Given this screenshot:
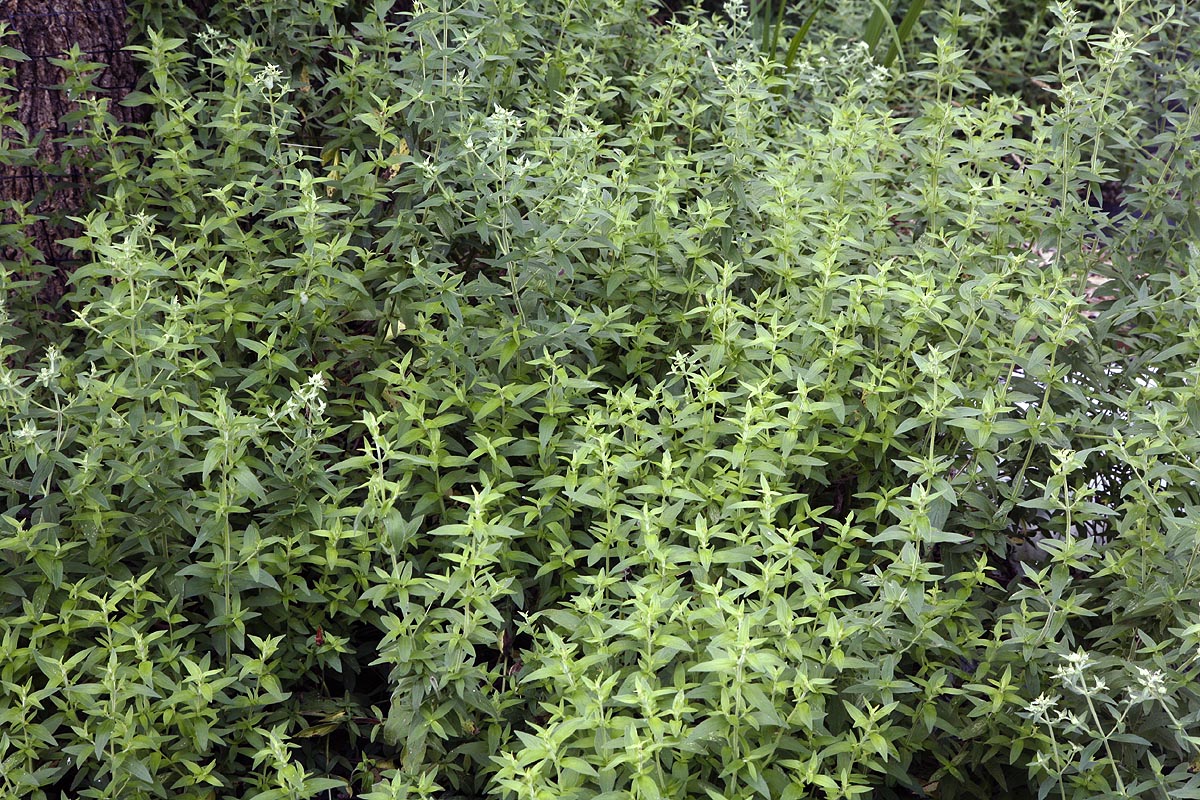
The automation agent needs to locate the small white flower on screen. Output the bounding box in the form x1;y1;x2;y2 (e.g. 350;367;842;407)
281;372;327;422
723;0;748;23
131;211;154;232
13;419;39;442
196;24;229;52
486;104;522;136
252;64;284;92
36;346;61;388
1053;649;1096;693
1133;666;1167;700
1026;693;1058;723
837;41;862;67
1063;649;1093;672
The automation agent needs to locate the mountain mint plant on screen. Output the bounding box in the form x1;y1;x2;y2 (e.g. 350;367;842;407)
1;0;1199;798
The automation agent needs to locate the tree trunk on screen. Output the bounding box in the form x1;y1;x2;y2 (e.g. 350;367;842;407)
0;0;140;320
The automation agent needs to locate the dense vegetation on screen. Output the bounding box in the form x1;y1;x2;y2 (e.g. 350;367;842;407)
2;0;1200;798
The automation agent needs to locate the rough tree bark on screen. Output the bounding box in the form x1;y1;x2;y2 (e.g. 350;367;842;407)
0;0;140;318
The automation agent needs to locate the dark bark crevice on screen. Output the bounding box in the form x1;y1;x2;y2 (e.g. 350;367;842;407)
0;0;141;321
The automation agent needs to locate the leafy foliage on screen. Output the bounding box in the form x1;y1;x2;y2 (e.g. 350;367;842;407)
2;1;1200;799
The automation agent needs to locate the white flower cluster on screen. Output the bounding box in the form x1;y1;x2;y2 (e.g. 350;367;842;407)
0;364;19;406
36;345;62;388
668;349;701;380
722;0;749;26
281;372;327;422
195;24;229;54
1129;665;1168;703
251;63;285;93
465;104;530;168
1048;648;1174;708
13;419;39;443
793;40;892;96
562;122;598;155
1025;692;1059;723
1053;649;1100;694
483;104;523;145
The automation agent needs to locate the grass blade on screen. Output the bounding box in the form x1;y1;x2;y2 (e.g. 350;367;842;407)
884;0;925;68
782;0;824;72
863;0;892;53
770;0;788;54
